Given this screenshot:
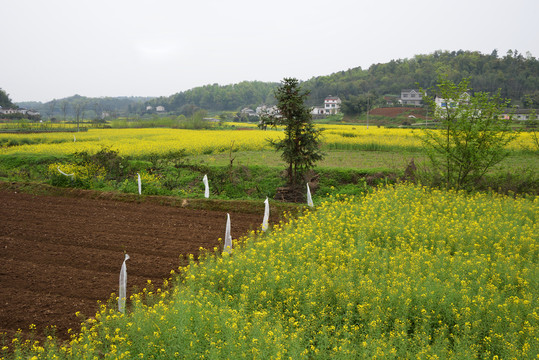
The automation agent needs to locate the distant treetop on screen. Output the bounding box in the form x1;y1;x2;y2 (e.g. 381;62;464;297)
0;88;16;109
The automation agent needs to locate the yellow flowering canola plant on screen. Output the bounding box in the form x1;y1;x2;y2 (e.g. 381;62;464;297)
0;128;281;157
321;124;536;152
0;126;535;158
5;184;537;359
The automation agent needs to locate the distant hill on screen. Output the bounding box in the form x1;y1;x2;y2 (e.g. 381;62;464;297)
144;81;280;115
146;49;539;114
303;49;539;110
15;49;539;118
16;95;154;120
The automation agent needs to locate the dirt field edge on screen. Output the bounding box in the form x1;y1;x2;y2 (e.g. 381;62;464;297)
0;181;302;216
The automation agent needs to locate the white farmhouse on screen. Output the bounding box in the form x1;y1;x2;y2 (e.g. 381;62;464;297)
400;89;423;106
311;106;326;115
256;104;279;116
0;107;40;116
434;92;470;109
501;108;539;121
240;107;257;117
324;96;341;114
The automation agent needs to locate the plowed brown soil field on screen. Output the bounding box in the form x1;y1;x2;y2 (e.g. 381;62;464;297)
0;188;267;340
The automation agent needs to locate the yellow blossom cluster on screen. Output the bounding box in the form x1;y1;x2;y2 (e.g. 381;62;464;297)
5;184;536;359
48;162;106;181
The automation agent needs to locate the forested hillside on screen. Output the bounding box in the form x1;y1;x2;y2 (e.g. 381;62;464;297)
146;49;539;114
13;49;539;118
145;81;279;114
305;49;539;112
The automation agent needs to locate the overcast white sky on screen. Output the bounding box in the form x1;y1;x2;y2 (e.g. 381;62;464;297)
2;0;538;103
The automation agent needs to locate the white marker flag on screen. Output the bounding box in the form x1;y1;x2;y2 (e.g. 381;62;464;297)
73;135;76;142
203;174;209;198
118;253;130;313
57;167;74;177
262;197;269;231
137;173;142;195
224;213;232;253
307;183;314;207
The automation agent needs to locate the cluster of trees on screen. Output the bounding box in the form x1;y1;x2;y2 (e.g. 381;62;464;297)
144;81;279;113
263;75;518;195
339;93;382;117
0;88;16;109
271;75;523;195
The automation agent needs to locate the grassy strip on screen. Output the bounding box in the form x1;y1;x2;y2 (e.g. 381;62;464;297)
0;149;402;202
193;149;538;174
1;148;538;200
4;184;537;359
192;149;414;171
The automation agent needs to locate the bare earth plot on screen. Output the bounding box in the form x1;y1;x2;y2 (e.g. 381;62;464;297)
0;189;265;340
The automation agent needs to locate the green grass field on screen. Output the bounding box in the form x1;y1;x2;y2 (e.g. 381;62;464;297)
193;149;538;174
193;150;414;171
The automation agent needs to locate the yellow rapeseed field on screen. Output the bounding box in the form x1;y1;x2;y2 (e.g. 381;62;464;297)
321;124;537;151
0;126;535;157
0;128;280;157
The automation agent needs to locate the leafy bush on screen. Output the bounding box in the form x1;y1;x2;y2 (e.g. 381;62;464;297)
420;78;517;190
47;162;105;189
73;146;128;181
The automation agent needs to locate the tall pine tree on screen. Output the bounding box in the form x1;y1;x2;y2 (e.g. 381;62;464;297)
261;78;324;187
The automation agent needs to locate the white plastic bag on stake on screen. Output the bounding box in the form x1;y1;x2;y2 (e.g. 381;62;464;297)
73;134;76;142
203;174;209;198
307;183;314;207
118;253;130;313
57;167;74;177
137;173;142;195
262;197;269;231
224;213;232;253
